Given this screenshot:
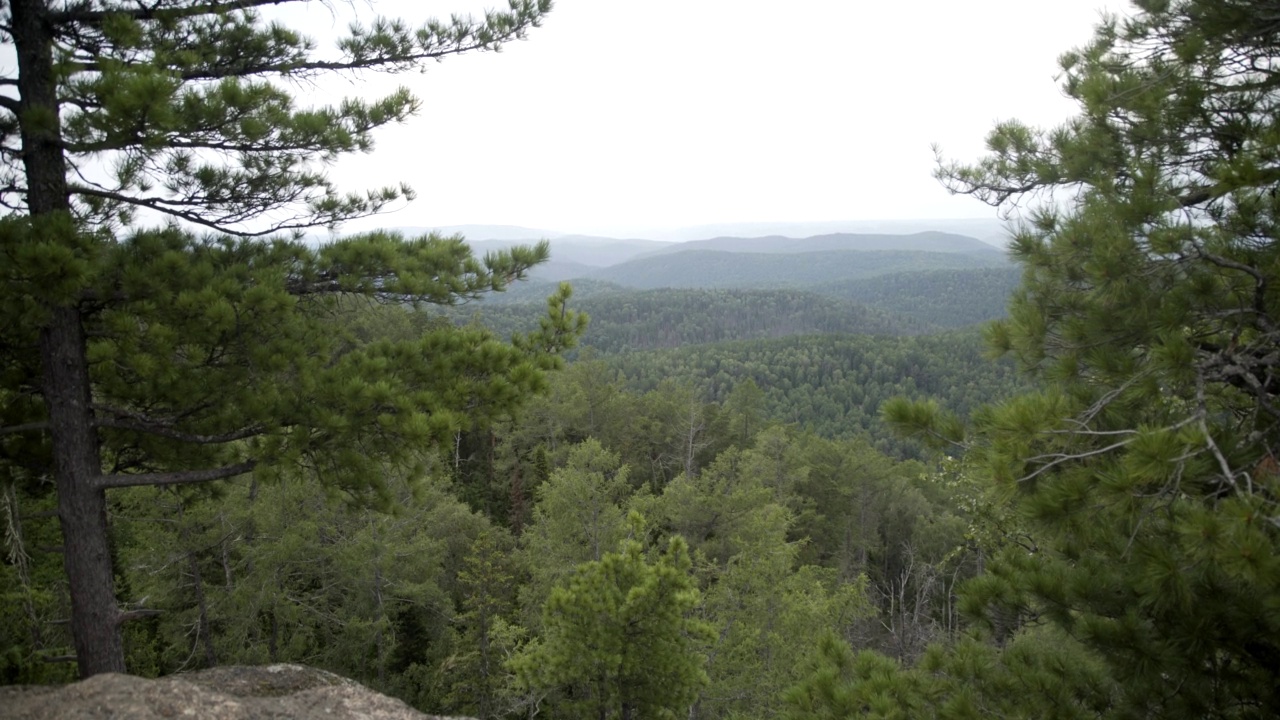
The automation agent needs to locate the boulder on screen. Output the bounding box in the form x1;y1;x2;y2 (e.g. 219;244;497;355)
0;664;473;720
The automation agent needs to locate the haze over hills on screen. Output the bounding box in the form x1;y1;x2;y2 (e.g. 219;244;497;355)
440;227;1019;351
632;231;1002;258
583;248;1006;289
474;236;672;268
404;218;1015;247
455;230;1011;283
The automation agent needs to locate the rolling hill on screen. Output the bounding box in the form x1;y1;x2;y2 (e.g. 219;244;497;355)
584;249;1009;290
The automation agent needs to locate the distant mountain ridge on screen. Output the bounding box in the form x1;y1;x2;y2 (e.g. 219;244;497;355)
367;218;1013;246
585;248;1008;289
355;227;1004;274
473;236;673;268
635;231;1002;258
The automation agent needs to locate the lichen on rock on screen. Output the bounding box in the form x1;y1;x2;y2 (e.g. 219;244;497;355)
0;664;475;720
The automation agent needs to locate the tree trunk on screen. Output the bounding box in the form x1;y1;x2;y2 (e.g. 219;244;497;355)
42;308;125;676
509;461;525;536
179;503;218;668
13;0;125;678
269;602;280;662
189;549;218;668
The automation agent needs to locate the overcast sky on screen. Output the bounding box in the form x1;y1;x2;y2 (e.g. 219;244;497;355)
277;0;1128;238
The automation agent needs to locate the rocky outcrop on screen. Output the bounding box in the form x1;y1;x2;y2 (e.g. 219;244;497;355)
0;664;473;720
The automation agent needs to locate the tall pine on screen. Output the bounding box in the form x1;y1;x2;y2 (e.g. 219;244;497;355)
0;0;573;678
873;1;1280;717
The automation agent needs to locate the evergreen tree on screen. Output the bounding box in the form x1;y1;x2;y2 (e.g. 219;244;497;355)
519;439;634;621
784;629;1115;720
0;0;567;677
511;515;711;720
873;1;1280;717
445;528;521;718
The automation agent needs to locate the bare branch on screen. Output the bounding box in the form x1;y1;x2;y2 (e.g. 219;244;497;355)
0;421;50;436
1019;438;1138;484
1196;372;1245;495
117;608;163;624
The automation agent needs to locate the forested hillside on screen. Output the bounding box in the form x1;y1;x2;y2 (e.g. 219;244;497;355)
446;288;931;352
605;331;1020;453
634;231;1002;257
456;265;1021;345
587;248;1007;289
814;266;1024;327
5;2;1278;720
4;351;996;719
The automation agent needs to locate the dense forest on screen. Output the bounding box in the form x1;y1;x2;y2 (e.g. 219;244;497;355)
450;267;1024;340
449;288;932;349
3;1;1280;720
2;319;1002;718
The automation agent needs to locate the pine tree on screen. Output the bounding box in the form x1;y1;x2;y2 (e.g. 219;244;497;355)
877;1;1280;716
519;439;634;620
0;0;569;678
447;528;521;718
511;515;711;720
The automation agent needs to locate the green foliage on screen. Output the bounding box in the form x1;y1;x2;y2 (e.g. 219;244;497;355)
446;287;929;353
4;225;576;499
606;331;1022;457
518;439;636;620
784;628;1116;720
3;0;566;678
113;471;487;690
0;223;580;676
512;519;712;720
809;2;1280;718
19;0;553;234
0;482;75;684
640;435;878;719
438;529;525;718
811;266;1023;329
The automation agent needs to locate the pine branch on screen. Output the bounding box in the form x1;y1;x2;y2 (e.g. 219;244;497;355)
95;418;264;445
55;3;548;82
49;0;300;26
94;460;257;490
172;47;494;81
67;134;350;156
68;183;378;236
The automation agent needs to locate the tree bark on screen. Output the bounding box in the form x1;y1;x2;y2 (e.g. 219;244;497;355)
41;307;126;676
14;0;125;677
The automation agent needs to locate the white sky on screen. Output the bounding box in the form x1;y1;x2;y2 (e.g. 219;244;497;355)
275;0;1128;237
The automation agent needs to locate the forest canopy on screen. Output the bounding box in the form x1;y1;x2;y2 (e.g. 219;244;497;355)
3;1;1279;719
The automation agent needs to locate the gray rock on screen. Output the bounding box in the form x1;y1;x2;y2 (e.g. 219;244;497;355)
0;664;475;720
